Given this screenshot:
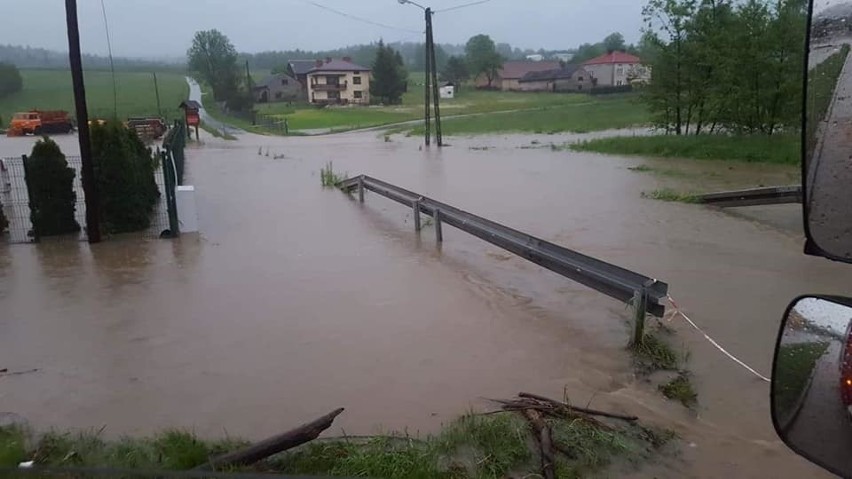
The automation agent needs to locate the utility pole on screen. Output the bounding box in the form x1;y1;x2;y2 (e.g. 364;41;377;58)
65;0;101;243
399;0;445;147
426;9;442;146
152;72;162;118
423;8;432;147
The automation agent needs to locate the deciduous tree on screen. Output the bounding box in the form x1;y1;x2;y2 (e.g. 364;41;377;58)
0;62;22;99
187;30;240;103
465;34;502;87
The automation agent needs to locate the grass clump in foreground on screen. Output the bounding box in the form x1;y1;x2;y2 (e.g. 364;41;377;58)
1;410;674;478
641;188;701;203
659;373;698;408
199;121;237;141
632;329;680;372
774;341;830;417
571;133;800;165
320;162;347;188
632;325;698;408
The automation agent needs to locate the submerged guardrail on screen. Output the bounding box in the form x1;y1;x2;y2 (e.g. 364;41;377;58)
338;175;669;344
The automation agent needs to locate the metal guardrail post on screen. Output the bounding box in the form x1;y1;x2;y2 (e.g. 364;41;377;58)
413;199;421;231
358;176;365;203
631;288;648;346
434;208;443;242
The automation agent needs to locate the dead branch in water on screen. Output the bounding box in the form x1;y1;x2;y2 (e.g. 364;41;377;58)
0;368;40;378
196;408;344;471
522;408;556;479
518;392;638;422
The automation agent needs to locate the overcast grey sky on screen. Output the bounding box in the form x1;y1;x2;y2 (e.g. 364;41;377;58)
1;0;644;57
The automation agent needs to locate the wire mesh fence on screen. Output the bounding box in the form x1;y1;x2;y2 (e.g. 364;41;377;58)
0;155;170;244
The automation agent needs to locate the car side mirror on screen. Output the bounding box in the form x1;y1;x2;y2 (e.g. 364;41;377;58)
772;295;852;477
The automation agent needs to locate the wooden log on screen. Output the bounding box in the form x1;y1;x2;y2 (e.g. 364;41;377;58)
518;392;637;422
196;408;344;470
522;409;556;479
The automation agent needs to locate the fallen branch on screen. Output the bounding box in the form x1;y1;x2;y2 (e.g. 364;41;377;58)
522;409;556;479
518;392;638;422
0;368;39;378
196;408;344;470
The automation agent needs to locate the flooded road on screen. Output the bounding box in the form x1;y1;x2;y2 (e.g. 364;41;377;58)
1;129;848;477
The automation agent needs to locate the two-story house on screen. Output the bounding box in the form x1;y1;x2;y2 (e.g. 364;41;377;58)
306;57;371;105
582;52;648;87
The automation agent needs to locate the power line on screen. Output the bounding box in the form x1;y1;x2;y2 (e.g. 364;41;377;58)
434;0;494;13
301;1;422;34
100;0;117;117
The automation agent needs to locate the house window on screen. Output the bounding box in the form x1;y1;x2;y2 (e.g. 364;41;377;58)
616;67;624;75
281;79;289;86
353;76;362;85
578;76;584;82
578;84;583;90
616;80;623;86
275;92;282;99
354;91;363;99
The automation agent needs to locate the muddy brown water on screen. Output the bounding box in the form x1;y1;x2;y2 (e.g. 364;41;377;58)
0;130;847;477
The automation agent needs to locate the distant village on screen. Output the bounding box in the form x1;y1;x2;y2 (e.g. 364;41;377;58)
252;50;650;107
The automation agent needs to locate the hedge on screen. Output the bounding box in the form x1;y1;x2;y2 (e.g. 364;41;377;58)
26;137;80;237
90;121;160;234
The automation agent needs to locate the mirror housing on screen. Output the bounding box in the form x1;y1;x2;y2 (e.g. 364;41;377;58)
772;295;852;477
805;4;852;262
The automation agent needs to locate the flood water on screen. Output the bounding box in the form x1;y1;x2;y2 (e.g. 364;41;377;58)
1;130;848;477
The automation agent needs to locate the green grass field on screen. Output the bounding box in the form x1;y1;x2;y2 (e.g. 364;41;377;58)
404;94;649;136
0;69;189;127
571;133;801;164
252;84;608;132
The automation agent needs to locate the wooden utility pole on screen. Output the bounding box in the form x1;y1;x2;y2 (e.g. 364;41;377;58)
426;9;442;147
423;7;432;147
65;0;101;243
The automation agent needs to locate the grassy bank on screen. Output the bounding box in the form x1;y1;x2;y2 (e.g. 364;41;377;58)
199;121;237;140
402;94;648;136
571;133;800;165
0;69;189;127
0;408;673;477
807;45;850;155
208;79;643;135
774;341;829;416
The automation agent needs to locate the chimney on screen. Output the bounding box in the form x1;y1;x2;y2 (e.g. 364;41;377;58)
325;57;332;64
315;59;324;68
342;56;352;63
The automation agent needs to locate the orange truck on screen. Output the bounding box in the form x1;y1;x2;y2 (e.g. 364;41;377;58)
7;110;74;136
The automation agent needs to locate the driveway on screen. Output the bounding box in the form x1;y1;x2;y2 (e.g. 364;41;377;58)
185;77;246;135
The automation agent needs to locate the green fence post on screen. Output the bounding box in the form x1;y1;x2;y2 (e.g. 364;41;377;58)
162;149;179;237
20;154;39;242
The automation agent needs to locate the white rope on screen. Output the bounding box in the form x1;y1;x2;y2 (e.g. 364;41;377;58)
666;294;771;383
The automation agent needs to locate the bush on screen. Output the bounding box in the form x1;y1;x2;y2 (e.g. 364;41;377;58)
90;121;160;234
0;62;23;99
25;137;80;237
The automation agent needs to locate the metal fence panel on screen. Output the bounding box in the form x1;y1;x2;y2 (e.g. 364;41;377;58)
0;155;170;244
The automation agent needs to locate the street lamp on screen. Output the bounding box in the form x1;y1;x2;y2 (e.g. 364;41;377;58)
398;0;442;147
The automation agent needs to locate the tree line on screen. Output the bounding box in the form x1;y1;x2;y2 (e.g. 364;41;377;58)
641;0;807;136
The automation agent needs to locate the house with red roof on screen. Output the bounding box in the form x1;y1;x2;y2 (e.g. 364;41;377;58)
306;57;371;105
582;52;649;87
475;60;562;91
